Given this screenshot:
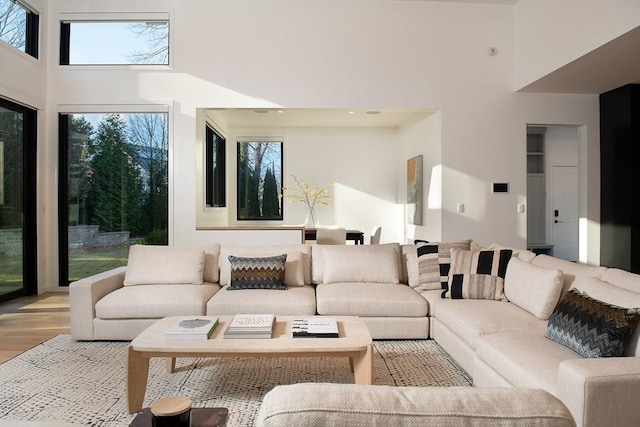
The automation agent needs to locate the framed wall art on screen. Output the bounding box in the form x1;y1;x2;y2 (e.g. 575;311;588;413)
407;155;423;225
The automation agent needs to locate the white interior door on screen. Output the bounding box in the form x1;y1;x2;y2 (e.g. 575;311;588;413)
552;166;578;262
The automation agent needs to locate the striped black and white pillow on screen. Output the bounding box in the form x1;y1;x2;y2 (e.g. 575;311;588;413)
443;248;512;300
414;240;472;292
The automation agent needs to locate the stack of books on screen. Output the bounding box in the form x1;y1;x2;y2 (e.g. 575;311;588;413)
223;314;276;339
164;317;219;340
292;317;339;338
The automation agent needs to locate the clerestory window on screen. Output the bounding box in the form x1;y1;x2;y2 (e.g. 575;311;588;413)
60;18;169;65
0;0;39;58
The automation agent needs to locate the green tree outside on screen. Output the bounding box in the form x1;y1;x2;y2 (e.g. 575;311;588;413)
262;167;280;218
87;114;144;234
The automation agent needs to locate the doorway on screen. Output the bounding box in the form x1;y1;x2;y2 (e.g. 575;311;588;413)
0;97;37;302
552;166;579;262
526;125;579;262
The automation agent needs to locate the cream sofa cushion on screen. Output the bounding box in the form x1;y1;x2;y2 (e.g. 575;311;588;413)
322;244;400;284
95;284;219;319
597;268;640;292
476;331;583;395
427;296;547;349
312;243;402;285
256;383;575;427
316;282;428;317
489;242;537;262
206;284;316;315
504;258;564;320
219;244;311;286
124;245;205;286
532;254;605;294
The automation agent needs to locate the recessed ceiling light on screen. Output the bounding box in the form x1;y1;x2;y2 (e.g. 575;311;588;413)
366;111;381;115
253;109;269;114
348;111;355;114
277;110;283;114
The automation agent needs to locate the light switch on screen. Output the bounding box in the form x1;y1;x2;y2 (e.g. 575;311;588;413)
457;203;464;213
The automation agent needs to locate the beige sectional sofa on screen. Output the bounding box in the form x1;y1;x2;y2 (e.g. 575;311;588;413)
69;241;640;427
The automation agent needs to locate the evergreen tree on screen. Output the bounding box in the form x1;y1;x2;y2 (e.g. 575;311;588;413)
127;113;168;243
87;114;144;234
67;116;94;226
262;167;280;218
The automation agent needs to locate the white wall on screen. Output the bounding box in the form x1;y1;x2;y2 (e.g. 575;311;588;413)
398;113;442;243
514;0;640;90
227;126;402;243
4;0;629;291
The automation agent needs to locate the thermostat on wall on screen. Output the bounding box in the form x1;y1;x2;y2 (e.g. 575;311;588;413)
492;183;509;193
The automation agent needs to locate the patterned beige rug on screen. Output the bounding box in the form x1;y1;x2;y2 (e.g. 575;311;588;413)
0;335;472;426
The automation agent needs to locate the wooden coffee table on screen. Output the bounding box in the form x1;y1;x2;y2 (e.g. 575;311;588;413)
126;315;373;413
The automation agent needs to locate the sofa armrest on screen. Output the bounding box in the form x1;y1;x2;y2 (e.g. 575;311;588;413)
256;383;575;427
557;357;640;427
69;266;127;340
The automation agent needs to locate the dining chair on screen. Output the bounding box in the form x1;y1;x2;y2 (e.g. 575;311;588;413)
316;227;347;245
370;226;382;244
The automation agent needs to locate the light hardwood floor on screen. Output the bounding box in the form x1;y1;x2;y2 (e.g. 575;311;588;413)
0;292;70;363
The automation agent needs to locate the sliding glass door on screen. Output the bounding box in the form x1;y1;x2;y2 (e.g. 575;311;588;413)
0;98;37;302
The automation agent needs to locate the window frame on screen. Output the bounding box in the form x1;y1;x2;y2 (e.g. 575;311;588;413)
57;108;171;285
205;124;226;208
59;13;170;66
0;96;37;302
236;139;284;222
0;0;39;58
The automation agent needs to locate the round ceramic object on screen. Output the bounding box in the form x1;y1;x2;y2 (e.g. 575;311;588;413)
151;396;192;427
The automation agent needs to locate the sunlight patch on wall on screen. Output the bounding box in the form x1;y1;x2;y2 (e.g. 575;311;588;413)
427;164;442;210
442;165;487;222
332;182;401;243
579;217;588;264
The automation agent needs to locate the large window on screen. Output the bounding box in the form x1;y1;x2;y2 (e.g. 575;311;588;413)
205;125;226;207
0;97;37;302
0;0;39;58
59;112;168;284
60;19;169;65
237;140;283;221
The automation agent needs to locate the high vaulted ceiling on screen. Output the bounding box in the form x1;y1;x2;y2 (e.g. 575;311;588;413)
519;26;640;94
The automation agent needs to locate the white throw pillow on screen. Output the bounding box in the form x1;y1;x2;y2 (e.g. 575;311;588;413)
322;244;400;284
504;257;563;320
489;242;536;263
124;245;205;286
219;245;308;287
572;275;640;309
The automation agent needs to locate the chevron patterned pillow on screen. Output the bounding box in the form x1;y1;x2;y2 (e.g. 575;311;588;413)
545;288;640;358
228;254;288;290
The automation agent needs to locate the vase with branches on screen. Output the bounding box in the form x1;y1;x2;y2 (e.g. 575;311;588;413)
282;175;332;228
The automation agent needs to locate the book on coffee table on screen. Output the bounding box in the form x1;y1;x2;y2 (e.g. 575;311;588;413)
223;314;275;339
292;317;339;338
164;317;219;340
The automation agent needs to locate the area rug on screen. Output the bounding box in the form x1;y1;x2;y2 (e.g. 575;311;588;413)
0;335;472;426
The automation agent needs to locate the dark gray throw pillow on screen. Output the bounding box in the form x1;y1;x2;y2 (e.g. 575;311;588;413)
545;288;640;358
228;254;288;290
